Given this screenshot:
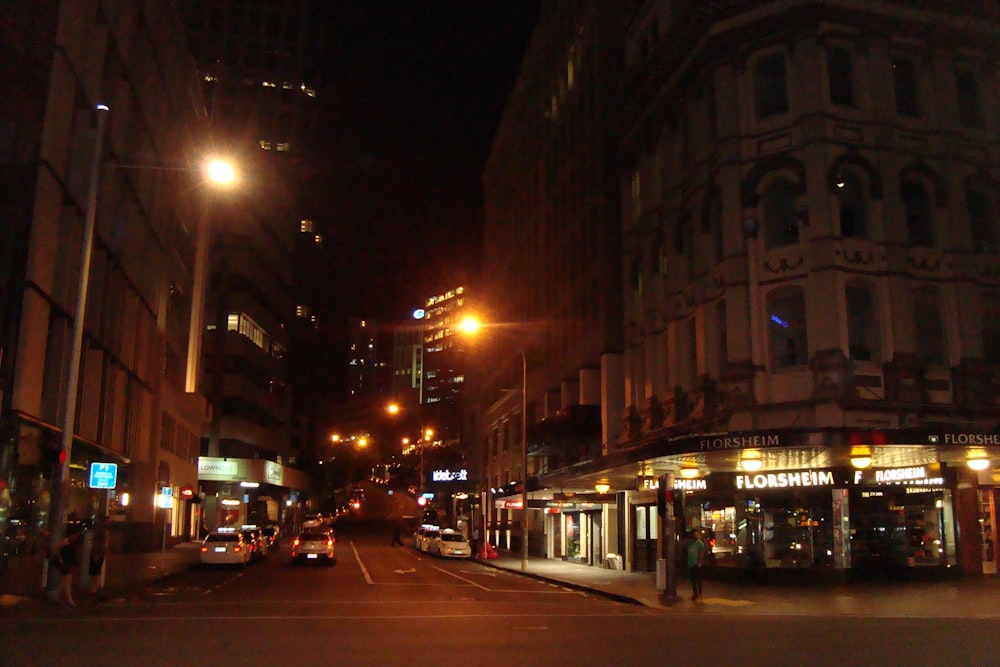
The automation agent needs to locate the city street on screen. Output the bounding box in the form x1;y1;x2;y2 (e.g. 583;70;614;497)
2;524;999;667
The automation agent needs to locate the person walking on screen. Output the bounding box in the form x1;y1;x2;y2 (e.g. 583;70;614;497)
685;528;707;601
51;529;82;606
88;515;111;595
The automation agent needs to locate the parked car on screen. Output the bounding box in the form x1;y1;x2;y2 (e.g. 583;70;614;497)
302;514;325;529
200;532;251;567
261;525;280;546
416;525;440;553
241;528;267;560
291;530;336;565
428;529;472;558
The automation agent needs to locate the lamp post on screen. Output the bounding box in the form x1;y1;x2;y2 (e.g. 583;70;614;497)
458;316;529;571
47;104;109;588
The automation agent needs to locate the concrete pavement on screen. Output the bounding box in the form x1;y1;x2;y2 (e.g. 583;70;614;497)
479;551;1000;618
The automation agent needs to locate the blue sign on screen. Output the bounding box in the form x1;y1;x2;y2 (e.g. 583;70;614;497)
88;462;118;489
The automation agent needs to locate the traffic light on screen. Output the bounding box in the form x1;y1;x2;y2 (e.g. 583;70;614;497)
41;446;65;478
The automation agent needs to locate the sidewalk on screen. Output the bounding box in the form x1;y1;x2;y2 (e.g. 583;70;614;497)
0;542;202;607
479;551;1000;618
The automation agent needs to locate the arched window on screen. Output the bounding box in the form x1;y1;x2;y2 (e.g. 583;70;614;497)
836;169;870;239
767;287;808;370
845;282;880;362
761;178;800;249
913;287;946;365
902;179;935;247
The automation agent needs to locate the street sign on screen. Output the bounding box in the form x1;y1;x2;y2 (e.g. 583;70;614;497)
157;486;173;508
88;462;118;489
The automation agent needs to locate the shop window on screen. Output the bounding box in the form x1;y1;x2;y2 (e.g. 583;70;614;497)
846;282;880;362
892;58;920;118
966;186;997;253
753;52;789;119
761;178;800;250
955;68;982;129
913;287;946;365
836;168;870;239
827;47;855;107
767;287;808;370
902;179;935;247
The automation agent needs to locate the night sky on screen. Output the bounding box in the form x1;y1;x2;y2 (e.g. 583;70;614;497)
312;1;540;325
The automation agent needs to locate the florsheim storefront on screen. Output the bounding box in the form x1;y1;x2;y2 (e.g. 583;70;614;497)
563;429;1000;583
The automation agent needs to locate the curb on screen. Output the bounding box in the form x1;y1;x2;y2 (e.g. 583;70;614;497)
475;558;646;607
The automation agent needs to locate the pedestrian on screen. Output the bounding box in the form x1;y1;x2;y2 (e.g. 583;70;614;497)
685;528;707;601
51;529;82;606
88;515;112;594
391;525;403;547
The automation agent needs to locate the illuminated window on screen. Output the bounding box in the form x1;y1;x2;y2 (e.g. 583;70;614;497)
300;219;314;233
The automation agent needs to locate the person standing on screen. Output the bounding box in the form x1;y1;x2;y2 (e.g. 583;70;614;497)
391;524;404;547
51;529;82;606
88;515;111;594
685;528;707;601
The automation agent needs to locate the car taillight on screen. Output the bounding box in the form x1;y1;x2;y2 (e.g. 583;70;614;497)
327;539;333;547
234;546;241;552
200;546;208;552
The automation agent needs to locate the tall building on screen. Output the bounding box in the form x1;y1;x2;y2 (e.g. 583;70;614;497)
177;0;325;527
475;0;1000;585
0;1;211;561
474;1;636;555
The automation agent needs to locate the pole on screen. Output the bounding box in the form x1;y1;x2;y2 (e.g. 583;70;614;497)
47;104;109;588
520;350;528;571
185;193;212;393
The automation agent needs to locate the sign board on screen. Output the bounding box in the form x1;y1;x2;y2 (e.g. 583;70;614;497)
88;462;118;489
157;486;173;508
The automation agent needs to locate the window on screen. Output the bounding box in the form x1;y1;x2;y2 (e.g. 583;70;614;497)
983;293;1000;364
892;58;920;118
827;47;854;107
846;282;880;362
702;187;724;261
966;187;996;253
674;212;692;257
754;53;789;119
902;179;935;246
761;178;800;249
913;288;946;365
955;68;982;128
686;318;698;388
716;300;728;367
767;287;808;370
836;169;870;239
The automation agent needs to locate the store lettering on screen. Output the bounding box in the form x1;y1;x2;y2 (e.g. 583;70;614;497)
675;479;707;491
700;434;779;451
874;467;926;483
735;470;834;490
943;433;1000;445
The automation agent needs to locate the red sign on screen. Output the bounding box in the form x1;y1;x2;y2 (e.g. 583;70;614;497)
179;485;195;500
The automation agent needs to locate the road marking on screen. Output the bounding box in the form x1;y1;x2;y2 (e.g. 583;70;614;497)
393;568;416;574
513;625;549;630
460;569;497;577
350;541;374;584
431;565;489;590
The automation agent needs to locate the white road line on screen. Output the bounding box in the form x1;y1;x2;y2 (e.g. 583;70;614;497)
430;565;490;590
351;541;374;584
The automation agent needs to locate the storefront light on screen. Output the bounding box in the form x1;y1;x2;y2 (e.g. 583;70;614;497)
679;466;700;479
967;458;990;471
594;481;611;494
740;454;763;472
850;455;872;469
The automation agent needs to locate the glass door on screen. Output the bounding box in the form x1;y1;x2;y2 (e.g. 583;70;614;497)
979;489;997;575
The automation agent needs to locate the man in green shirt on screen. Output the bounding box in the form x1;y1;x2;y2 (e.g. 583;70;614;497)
685;528;707;601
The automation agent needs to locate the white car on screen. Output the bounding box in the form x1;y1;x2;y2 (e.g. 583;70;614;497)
292;530;337;565
428;530;472;558
414;525;440;552
200;532;251;566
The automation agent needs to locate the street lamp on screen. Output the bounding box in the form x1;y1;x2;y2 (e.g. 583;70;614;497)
461;316;530;571
185;155;238;394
